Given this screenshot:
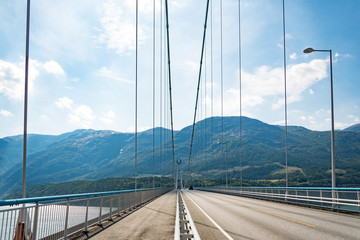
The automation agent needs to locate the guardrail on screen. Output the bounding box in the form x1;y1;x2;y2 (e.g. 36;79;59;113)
175;190;200;240
0;188;171;240
197;186;360;214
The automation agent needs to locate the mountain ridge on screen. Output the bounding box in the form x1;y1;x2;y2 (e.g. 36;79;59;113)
1;116;360;198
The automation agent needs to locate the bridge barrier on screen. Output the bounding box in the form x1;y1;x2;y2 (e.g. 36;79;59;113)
175;190;200;240
197;187;360;214
0;188;171;240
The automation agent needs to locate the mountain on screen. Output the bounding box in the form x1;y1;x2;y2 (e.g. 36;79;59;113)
0;132;73;175
1;116;360;198
343;123;360;133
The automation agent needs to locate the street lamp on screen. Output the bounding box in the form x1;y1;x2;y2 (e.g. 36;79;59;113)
176;159;182;189
303;47;336;197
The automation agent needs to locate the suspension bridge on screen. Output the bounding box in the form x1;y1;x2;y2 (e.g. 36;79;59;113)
0;0;360;239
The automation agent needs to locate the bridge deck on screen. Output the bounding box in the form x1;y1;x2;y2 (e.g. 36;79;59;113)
183;190;360;240
88;190;176;240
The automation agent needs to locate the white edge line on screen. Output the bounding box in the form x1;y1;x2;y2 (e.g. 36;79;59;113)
180;191;201;240
175;191;180;240
183;190;234;240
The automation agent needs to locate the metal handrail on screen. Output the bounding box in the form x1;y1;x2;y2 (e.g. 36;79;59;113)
235;190;360;206
209;186;360;191
0;187;172;240
0;187;161;207
198;186;360;213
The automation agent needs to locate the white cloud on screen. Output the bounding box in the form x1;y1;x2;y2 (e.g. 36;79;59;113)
285;33;294;40
315;109;327;115
215;59;328;116
206;82;216;89
96;67;133;84
43;60;65;75
100;110;116;124
126;125;151;132
96;0;146;55
334;53;352;61
55;97;73;109
69;105;95;128
289;52;297;60
185;61;198;71
335;122;351;129
348;114;360;123
0;58;64;100
300;115;316;124
40;114;49;121
0;59;25;100
238;58;328;109
309;89;314;95
271;120;285;125
0;110;14;117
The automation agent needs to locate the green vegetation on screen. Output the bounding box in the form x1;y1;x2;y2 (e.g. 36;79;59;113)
6;177;173;199
1;116;360;198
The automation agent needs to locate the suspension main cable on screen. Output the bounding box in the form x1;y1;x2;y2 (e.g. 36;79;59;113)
164;0;176;188
186;0;211;187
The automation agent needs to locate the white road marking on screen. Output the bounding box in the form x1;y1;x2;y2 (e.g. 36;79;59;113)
183;191;234;240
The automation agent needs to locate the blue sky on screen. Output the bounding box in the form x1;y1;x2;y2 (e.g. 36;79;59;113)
0;0;359;138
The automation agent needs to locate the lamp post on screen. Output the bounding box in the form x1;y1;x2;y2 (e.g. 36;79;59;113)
303;48;336;199
176;159;182;189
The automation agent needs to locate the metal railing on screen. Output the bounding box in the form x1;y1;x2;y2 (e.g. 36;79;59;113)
0;188;171;240
197;186;360;213
175;190;200;240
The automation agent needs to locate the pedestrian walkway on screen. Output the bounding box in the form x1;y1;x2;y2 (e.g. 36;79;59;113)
88;191;176;240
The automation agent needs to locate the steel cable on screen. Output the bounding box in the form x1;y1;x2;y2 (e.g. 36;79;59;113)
282;0;289;188
134;0;138;191
164;0;176;187
186;0;211;187
238;0;243;187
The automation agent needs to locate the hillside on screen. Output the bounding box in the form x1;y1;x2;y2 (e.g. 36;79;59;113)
1;116;360;198
343;123;360;133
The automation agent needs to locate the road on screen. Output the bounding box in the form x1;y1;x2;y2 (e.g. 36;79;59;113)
182;190;360;240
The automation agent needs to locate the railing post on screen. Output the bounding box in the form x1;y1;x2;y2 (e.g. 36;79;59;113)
64;199;70;240
357;190;360;212
320;190;323;206
117;195;121;216
84;198;89;233
125;193;129;211
109;197;113;220
32;202;39;240
98;197;103;226
306;189;309;204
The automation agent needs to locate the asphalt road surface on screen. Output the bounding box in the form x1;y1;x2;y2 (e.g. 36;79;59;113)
182;190;360;240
